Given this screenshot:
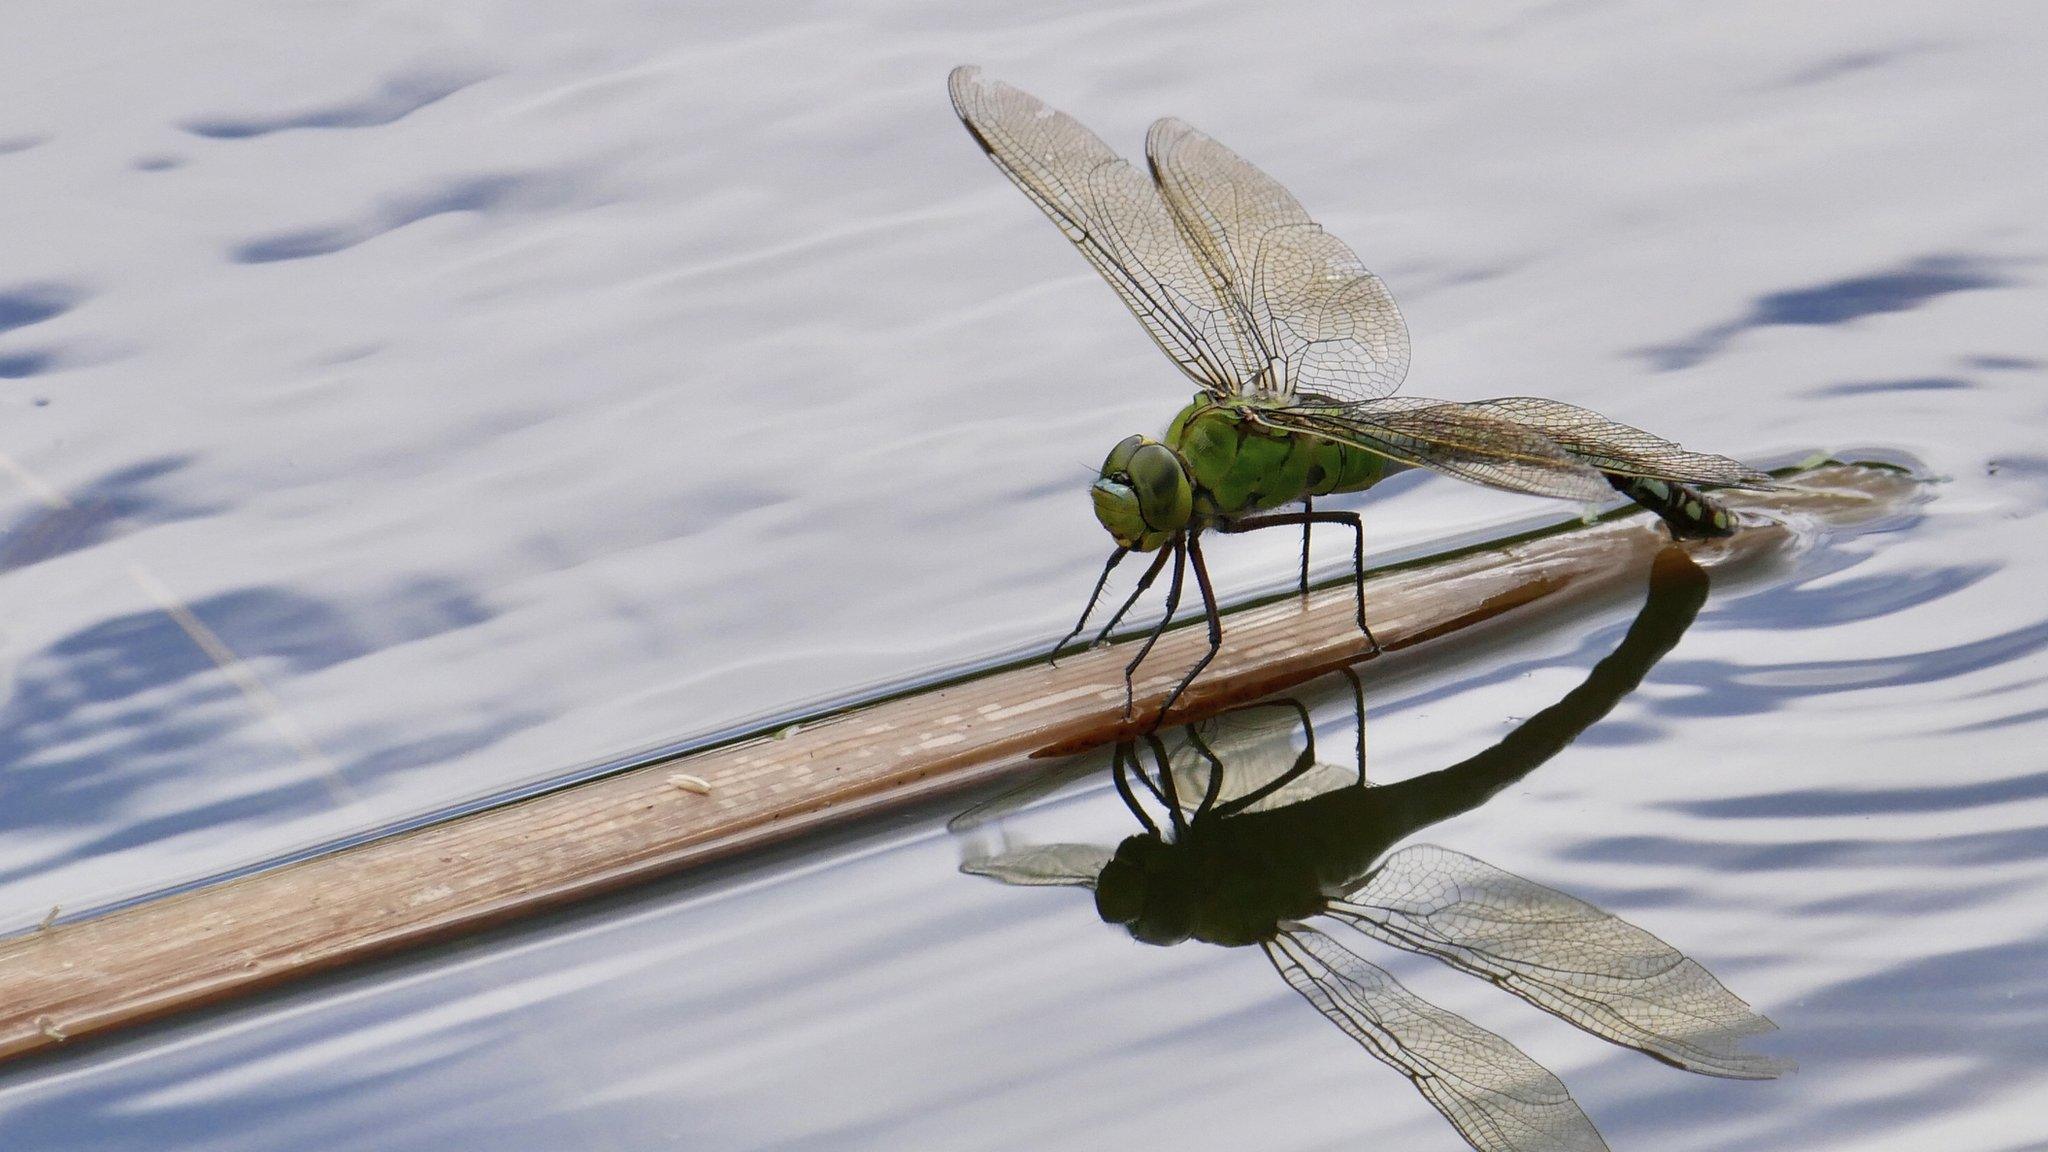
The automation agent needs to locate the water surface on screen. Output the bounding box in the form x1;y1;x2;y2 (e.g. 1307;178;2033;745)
1;2;2045;1148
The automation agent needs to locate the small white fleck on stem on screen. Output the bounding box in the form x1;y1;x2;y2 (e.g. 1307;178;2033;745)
36;905;59;932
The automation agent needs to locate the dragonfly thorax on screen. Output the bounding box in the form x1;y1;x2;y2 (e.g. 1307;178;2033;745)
1165;395;1392;521
1095;831;1326;948
1091;400;1394;552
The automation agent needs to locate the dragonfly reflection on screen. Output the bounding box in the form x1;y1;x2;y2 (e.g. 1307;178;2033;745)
961;550;1786;1152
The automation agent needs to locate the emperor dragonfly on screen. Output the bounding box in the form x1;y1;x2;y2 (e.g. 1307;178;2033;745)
948;67;1771;720
963;553;1786;1152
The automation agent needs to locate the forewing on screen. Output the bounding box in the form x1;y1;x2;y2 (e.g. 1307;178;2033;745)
1167;705;1320;815
1257;397;1614;502
948;758;1102;832
949;68;1257;394
961;843;1112;888
1184;761;1358;816
1266;926;1609;1152
1331;845;1789;1079
1147;118;1411;402
1469;398;1775;489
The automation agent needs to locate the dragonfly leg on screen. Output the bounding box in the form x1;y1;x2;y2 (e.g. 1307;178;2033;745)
1298;495;1313;599
1092;546;1173;648
1146;731;1188;834
1111;742;1162;836
1219;510;1379;656
1151;531;1224;729
1129;736;1173;812
1121;537;1186;720
1048;547;1128;662
1340;665;1367;786
1345;513;1377;654
1187;727;1226;820
1209;699;1321;819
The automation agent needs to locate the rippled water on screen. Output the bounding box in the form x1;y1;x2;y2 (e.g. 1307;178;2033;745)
4;2;2046;1149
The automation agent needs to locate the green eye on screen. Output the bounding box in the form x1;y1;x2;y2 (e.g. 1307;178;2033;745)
1128;444;1191;531
1101;434;1145;478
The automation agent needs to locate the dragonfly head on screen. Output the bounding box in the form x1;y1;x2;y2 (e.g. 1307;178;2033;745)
1095;832;1193;946
1091;435;1192;551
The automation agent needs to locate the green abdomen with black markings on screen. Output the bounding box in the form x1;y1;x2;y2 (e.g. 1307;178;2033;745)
1166;396;1390;523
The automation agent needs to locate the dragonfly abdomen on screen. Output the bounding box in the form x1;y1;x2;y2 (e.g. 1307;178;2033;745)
1606;473;1738;539
1168;396;1390;521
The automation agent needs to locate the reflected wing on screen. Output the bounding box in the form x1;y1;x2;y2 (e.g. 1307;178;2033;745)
1168;704;1329;816
950;68;1259;395
1330;845;1788;1079
1147;118;1411;402
1266;926;1609;1152
962;843;1112;888
948;758;1102;832
1468;398;1775;489
1172;759;1358;817
1257;397;1614;501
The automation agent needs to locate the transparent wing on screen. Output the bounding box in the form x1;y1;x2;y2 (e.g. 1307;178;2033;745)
948;758;1102;832
1256;397;1615;502
1330;845;1789;1080
1266;926;1609;1152
949;68;1259;395
1165;704;1320;816
1172;758;1357;818
961;843;1112;888
1469;398;1776;489
1146;118;1411;402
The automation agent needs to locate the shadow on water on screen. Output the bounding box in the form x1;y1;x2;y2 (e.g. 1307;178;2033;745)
0;284;84;337
1803;376;1973;399
1634;255;2012;371
229;172;569;264
0;457;218;574
0;577;519;897
958;549;1788;1152
181;69;486;140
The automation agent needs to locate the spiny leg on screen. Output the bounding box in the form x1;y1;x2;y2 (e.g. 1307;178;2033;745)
1210;699;1322;819
1145;732;1187;834
1110;742;1160;836
1298;495;1313;599
1219;510;1379;655
1092;546;1173;648
1194;700;1293;810
1292;694;1318;770
1048;546;1127;662
1121;537;1186;721
1340;665;1367;786
1125;733;1169;808
1188;728;1226;820
1151;531;1223;729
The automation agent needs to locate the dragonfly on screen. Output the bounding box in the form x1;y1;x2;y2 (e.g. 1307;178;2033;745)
960;551;1788;1152
949;67;1773;720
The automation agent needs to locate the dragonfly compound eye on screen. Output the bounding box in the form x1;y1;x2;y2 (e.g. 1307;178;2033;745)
1090;437;1189;551
1100;434;1146;478
1127;443;1192;533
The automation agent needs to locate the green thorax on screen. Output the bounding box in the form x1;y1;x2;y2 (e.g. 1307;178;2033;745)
1164;395;1389;522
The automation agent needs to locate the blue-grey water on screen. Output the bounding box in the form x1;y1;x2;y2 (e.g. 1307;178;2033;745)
3;2;2046;1149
